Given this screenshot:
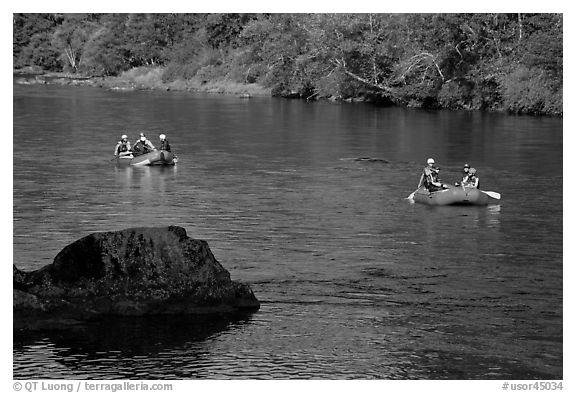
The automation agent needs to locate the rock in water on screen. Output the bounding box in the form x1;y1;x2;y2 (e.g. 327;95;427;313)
14;226;259;329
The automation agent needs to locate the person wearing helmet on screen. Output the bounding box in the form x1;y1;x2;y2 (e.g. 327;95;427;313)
455;163;470;186
113;134;132;157
158;133;171;152
462;167;480;188
132;132;156;156
417;158;446;192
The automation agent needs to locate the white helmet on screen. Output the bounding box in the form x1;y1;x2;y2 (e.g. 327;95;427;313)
121;134;127;139
427;158;435;165
159;134;166;140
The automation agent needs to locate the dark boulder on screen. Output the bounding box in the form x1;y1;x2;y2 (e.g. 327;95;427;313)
14;226;259;329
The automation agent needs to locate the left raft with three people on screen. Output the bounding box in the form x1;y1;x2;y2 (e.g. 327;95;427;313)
113;133;177;166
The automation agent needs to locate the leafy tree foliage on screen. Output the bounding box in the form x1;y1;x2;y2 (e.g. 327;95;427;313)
13;13;562;116
13;13;61;71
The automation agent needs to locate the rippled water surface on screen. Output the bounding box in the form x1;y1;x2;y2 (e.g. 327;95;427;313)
13;84;562;379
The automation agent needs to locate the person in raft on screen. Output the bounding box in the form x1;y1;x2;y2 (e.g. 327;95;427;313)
158;133;171;152
417;158;447;192
455;163;470;186
132;132;156;156
114;134;132;157
462;167;480;189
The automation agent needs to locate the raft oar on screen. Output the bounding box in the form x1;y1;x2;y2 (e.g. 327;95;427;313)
111;151;134;161
482;190;501;200
406;189;418;200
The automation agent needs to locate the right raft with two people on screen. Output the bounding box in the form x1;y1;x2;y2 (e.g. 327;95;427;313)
409;158;501;206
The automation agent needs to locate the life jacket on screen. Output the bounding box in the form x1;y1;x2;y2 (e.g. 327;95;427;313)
463;174;477;186
159;139;171;151
118;141;129;153
423;167;440;190
133;141;148;155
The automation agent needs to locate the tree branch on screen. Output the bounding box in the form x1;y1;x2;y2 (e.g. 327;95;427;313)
64;45;77;71
398;52;444;82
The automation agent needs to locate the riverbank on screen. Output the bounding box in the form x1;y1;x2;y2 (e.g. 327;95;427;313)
10;67;437;106
12;67;562;116
13;67;272;98
13;67;385;104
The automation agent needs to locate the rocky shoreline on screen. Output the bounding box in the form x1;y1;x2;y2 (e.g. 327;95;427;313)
13;68;271;98
13;68;386;103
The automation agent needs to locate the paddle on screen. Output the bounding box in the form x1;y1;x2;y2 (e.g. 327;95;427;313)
111;152;134;161
408;173;426;200
482;190;501;200
407;186;424;200
111;151;134;158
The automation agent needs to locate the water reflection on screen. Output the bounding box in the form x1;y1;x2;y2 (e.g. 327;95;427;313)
485;205;501;227
111;165;179;213
447;204;502;230
13;313;254;379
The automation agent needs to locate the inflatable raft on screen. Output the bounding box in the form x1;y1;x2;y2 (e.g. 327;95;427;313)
412;185;500;206
115;150;177;166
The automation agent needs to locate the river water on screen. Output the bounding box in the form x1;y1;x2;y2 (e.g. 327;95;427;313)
12;84;562;379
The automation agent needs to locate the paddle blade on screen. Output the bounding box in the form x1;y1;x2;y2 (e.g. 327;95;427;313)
406;191;416;200
483;191;501;199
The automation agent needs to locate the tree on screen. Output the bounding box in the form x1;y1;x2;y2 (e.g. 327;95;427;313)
79;14;129;76
13;13;61;70
204;13;255;49
51;14;101;73
240;14;313;95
